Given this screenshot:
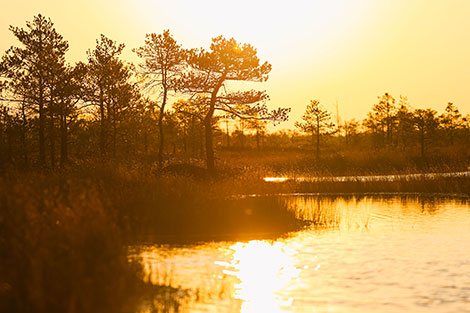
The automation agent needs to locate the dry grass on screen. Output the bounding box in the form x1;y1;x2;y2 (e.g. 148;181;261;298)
0;173;145;312
0;168;218;313
217;146;470;176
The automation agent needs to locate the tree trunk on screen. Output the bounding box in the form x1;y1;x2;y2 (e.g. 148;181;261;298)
204;112;215;173
39;79;46;166
99;88;106;157
21;101;28;167
143;126;148;154
316;120;320;160
48;107;56;169
60;113;68;167
420;128;425;158
107;98;114;158
183;126;187;154
6;126;12;163
157;88;167;169
226;119;230;148
112;105;116;158
205;90;218;173
199;125;204;159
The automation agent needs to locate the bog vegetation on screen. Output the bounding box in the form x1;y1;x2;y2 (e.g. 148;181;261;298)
1;14;470;313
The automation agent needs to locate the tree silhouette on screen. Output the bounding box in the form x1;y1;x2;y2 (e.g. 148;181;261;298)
173;97;207;157
342;118;360;146
440;102;462;146
364;93;397;146
0;61;6;93
246;117;267;151
413;108;438;158
178;35;289;172
295;100;334;159
134;30;185;168
395;95;414;149
44;63;86;167
85;35;129;158
0;63;31;166
3;14;69;166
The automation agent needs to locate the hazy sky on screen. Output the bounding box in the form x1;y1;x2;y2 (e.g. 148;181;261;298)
1;0;470;129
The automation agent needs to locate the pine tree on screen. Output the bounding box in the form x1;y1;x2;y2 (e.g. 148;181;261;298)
134;30;185;168
295;100;335;159
3;14;69;166
178;36;289;172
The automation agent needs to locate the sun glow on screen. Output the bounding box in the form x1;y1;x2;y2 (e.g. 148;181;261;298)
219;240;300;313
131;0;366;60
3;1;470;128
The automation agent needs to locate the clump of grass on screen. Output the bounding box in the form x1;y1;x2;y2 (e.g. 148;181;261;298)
0;171;196;313
0;174;145;312
281;195;342;227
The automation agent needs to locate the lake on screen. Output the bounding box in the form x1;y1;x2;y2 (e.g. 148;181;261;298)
134;194;470;313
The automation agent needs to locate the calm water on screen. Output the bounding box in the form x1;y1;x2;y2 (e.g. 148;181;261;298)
135;195;470;313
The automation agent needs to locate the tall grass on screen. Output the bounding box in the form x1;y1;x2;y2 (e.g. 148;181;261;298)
217;147;470;176
0;172;145;312
62;162;308;242
292;176;470;196
0;169;203;313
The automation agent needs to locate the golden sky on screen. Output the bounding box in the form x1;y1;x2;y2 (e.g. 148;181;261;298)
1;0;470;129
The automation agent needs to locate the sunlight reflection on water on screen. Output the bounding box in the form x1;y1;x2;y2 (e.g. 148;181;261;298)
137;195;470;313
219;241;301;313
263;177;290;182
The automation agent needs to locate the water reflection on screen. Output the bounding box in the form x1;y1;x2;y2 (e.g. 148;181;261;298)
263;177;289;182
136;195;470;313
219;241;301;313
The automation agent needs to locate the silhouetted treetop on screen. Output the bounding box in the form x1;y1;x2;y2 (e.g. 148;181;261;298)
134;30;185;91
5;14;69;74
295;100;334;159
181;36;272;92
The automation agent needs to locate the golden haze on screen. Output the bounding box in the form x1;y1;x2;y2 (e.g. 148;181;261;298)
1;0;469;128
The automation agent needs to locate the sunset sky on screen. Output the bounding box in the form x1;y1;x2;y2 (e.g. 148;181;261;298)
1;0;469;129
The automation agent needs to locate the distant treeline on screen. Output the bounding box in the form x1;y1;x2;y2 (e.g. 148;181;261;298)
0;14;468;171
294;94;470;160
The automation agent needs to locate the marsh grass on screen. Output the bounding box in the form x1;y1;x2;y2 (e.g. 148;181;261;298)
281;195;342;227
0;169;205;313
217;147;470;176
0;173;145;312
292;176;470;196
